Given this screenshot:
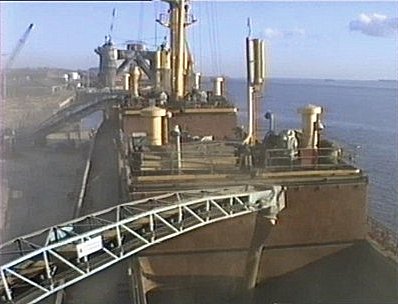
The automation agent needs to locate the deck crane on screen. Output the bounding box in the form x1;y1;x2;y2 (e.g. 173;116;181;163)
5;23;35;69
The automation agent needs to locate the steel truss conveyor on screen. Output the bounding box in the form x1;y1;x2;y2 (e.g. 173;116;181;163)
0;185;285;304
31;91;127;143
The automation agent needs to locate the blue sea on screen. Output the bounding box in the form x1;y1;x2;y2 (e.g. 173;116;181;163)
227;78;398;231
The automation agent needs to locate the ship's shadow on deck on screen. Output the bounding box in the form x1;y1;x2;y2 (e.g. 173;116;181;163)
147;241;398;304
81;115;120;214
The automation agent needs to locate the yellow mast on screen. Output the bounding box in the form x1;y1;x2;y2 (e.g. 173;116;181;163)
175;0;186;100
159;0;197;101
160;0;186;101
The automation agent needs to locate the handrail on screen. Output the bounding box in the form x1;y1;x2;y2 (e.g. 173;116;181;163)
367;216;398;259
124;146;359;176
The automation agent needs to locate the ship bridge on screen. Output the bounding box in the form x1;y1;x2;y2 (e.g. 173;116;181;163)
0;185;285;304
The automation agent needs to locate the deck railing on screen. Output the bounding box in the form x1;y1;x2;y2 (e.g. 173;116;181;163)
260;147;357;172
367;217;398;260
127;145;359;176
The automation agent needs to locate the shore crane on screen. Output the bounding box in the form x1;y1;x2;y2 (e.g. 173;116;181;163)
1;23;34;100
5;23;34;70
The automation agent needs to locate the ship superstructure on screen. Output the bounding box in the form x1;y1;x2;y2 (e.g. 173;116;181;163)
108;0;368;301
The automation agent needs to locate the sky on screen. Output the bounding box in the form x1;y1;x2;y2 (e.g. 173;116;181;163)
0;1;397;80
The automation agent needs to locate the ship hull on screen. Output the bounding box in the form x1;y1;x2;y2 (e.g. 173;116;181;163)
68;114;396;303
107;104;384;302
132;181;368;301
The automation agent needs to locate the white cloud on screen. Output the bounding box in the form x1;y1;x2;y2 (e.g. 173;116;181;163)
263;28;306;39
349;13;398;37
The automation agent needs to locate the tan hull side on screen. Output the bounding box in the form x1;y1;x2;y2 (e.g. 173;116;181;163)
136;181;368;294
144;213;258;254
265;183;367;247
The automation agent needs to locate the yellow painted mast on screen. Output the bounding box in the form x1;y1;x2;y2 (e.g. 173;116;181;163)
160;0;186;101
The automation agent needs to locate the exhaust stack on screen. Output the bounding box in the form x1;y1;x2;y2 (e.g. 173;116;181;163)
244;19;266;145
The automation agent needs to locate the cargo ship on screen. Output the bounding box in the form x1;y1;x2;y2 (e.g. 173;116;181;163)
1;1;397;303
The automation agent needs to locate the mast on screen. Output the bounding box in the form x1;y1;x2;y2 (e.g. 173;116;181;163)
159;0;193;101
175;0;186;100
246;18;254;145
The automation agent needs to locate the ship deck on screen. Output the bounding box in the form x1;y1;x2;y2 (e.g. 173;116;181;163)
125;139;366;197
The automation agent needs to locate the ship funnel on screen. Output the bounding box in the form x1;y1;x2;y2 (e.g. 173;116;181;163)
194;73;201;90
130;66;141;97
298;105;323;165
298;104;323;149
264;112;275;133
213;77;224;96
123;73;130;90
156;49;171;92
140;106;167;146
